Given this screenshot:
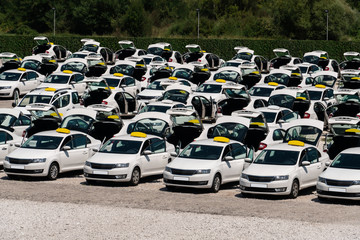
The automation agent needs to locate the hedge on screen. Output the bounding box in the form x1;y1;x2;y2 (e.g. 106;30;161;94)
1;35;360;62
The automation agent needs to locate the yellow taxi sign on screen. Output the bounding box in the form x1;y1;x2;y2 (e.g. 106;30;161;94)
131;132;147;138
113;73;124;77
97;62;105;65
296;97;307;100
56;128;70;134
315;84;326;88
107;115;119;120
200;50;206;53
164;48;171;51
188;119;200;124
291;73;300;76
50;42;54;45
268;82;278;86
49;60;56;63
214;136;230;143
345;129;360;133
179;90;186;94
201;68;209;72
320;56;327;59
17;68;26;71
250;122;265;126
63;70;73;74
45;87;56;92
51;112;63;117
351;77;360;80
105;87;115;90
136;64;145;67
215;79;226;83
288;140;305;147
169;76;178;80
251;71;260;74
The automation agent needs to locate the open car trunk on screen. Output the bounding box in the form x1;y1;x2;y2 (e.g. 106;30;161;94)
317;58;330;69
287;75;302;87
328;134;360;159
39;62;58;76
191;71;211;85
343;78;360;89
83;89;111;107
133;67;146;81
184;52;203;63
89;121;123;142
271;57;291;69
327;102;360;118
244;126;267;151
241;74;261;89
149;69;172;83
342;60;360;70
0;60;21;73
116;49;136;60
26;118;61;138
292;99;310;118
218;98;250;116
167;124;203;149
87;65;107;77
161;51;173;62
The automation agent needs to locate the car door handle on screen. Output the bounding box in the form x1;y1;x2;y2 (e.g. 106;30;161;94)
317;165;321;169
2;147;7;150
82;152;88;155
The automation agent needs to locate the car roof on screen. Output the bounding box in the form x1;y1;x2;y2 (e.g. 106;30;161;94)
188;137;241;147
33;129;86;138
265;142;311;151
338;147;360;155
112;132;159;141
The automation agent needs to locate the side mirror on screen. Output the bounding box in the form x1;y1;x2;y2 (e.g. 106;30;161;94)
14;143;21;147
223;156;234;161
325;161;331;167
244;157;252;163
302;161;310;166
12;102;16;107
92;148;99;152
277;119;285;124
70;81;76;85
323;97;330;101
62;146;71;151
170;152;178;157
143;150;152;155
120;84;127;88
132;111;138;114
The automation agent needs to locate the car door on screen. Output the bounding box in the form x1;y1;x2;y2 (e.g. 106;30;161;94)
191;96;205;118
222;143;247;182
145;138;169;174
26;72;40;92
122;77;137;96
199;96;215;119
52;94;72;116
124;92;137;113
59;134;90;171
0;131;13;161
18;72;28;94
298;147;322;187
72;74;86;94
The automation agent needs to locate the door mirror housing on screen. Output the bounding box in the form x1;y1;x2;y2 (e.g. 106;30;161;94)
92;148;99;152
302;161;310;166
143;150;152;155
244;157;252;163
170;152;178;157
70;81;76;85
325;161;331;167
223;156;234;161
277;119;285;124
62;146;71;151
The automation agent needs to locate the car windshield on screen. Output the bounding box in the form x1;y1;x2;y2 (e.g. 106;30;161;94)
0;114;17;127
335;94;360;104
299;66;309;74
0;56;17;64
210;122;248;142
139;105;171;113
313;75;336;87
331;153;360;170
179;144;223;160
21;60;41;70
162;89;189;104
330;124;360;135
171;114;200;126
147;47;163;56
132;118;169;136
104;78;120;88
308;90;322;101
225;62;242;67
0;72;21;81
44;74;70;84
284;126;322;146
254;150;299;165
99;139;142;154
268;94;295;108
61;62;86;72
95;110;120;121
80;44;99;53
234;52;253;61
18;95;52;107
87;80;108;91
87;59;104;67
213;70;240;83
21;135;63;150
262;112;277;123
60;115;94;132
224;88;248;98
147;81;165;90
249;87;273;97
172;68;192;80
343;74;360;82
109;64;134;76
241;68;258;75
264;73;290;86
303;55;319;64
196;84;222;93
68;53;87;59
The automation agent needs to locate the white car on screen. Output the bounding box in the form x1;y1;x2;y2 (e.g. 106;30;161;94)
102;73;141;97
240;140;329;198
0;68;43;98
3;128;101;180
317;147;360;200
0;128;23;166
0;108;31;137
84;131;173;185
164;137;252;193
248;82;286;102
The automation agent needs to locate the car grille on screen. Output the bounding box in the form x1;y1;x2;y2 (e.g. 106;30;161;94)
170;168;198;175
90;163;116;170
86;174;123;179
4;168;43;174
247;175;274;182
243;187;277;192
8;158;33;165
164;179;208;185
317;190;360;198
325;179;354;187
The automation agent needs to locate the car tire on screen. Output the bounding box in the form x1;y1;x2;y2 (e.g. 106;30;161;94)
210;174;221;193
13;89;19;102
47;162;59;180
129;167;140;186
289;179;299;199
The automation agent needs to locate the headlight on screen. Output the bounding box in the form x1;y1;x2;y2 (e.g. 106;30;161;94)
114;163;129;168
273;175;289;181
318;177;326;183
4;156;9;162
31;158;46;163
352;180;360;185
165;166;172;173
0;86;11;90
195;169;211;174
85;161;91;167
241;173;248;180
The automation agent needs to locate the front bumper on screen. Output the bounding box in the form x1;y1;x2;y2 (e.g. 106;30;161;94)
163;171;211;189
239;178;291;195
83;165;131;182
3;161;47;176
316;182;360;200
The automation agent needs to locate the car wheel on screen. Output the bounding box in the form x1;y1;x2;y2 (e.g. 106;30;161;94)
289;179;299;198
129;167;140;186
13;89;19;103
210;174;221;193
47;163;59;180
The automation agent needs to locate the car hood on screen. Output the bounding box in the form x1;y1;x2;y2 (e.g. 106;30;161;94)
87;152;138;164
38;83;69;89
138;89;163;97
167;158;218;170
193;92;222;102
7;148;58;159
320;167;360;181
0;81;16;87
243;164;296;176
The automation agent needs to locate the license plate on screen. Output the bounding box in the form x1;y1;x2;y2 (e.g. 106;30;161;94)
11;165;25;170
174;176;189;181
329;187;346;193
251;183;267;188
93;170;108;175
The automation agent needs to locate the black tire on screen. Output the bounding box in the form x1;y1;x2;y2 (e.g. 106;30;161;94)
210;174;221;193
13;89;19;103
289;179;299;199
129;167;140;186
47;162;59;180
86;179;97;185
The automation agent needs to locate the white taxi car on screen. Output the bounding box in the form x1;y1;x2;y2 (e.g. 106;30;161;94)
84;132;173;185
4;128;101;180
164;137;252;193
317;147;360;200
0;128;23;166
240;140;329;198
102;73;141;97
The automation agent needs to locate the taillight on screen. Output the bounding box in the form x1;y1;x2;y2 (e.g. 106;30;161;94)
80;99;84;105
258;142;267;150
141;77;146;81
324;67;329;71
169;59;173;62
357;114;360;119
102;101;108;105
198;59;201;62
329;113;333;118
46;50;49;54
22;130;26;138
217;106;222;113
303;112;310;118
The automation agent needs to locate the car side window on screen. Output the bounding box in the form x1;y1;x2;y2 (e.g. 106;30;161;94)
306;147;319;164
229;143;247;159
53;95;70;108
13;115;31;126
72;134;87;149
148;138;166;153
125;77;135;86
21;73;28;81
75;74;84;83
0;131;10;144
299;150;307;164
72;92;79;104
28;72;37;81
141;140;150;154
272;129;285;141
